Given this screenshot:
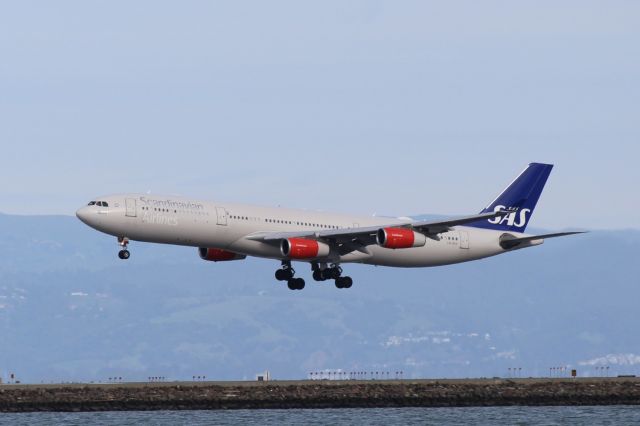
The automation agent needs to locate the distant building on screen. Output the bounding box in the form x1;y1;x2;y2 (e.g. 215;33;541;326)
256;371;271;381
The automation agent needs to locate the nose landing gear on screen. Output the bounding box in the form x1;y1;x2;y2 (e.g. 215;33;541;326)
117;237;130;260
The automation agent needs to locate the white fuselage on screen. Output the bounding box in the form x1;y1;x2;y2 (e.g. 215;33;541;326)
76;194;534;268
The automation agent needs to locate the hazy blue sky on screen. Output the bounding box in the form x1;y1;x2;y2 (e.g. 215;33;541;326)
0;1;638;229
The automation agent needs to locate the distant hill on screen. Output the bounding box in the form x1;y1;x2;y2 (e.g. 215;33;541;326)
0;213;639;383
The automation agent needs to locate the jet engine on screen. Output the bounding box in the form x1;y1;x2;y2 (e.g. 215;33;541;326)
198;247;246;262
376;228;427;249
280;238;330;259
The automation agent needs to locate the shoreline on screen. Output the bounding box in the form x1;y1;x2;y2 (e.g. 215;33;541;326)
1;378;639;412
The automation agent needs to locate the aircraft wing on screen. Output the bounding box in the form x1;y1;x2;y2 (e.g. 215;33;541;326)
245;210;511;246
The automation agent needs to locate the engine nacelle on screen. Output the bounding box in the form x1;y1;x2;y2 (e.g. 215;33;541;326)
376;228;427;249
280;238;330;259
198;247;246;262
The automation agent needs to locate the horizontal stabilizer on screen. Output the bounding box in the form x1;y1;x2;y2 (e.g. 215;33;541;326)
500;231;586;250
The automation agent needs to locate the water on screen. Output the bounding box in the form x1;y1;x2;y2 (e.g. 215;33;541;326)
0;407;638;425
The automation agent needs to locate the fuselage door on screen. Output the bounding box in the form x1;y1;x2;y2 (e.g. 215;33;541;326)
216;207;228;226
459;231;469;249
125;198;137;217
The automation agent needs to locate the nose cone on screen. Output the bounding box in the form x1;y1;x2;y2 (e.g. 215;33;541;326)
76;206;92;225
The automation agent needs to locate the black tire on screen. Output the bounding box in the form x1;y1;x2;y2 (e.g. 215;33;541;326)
312;270;324;281
122;250;130;259
330;268;341;279
335;278;344;289
296;278;305;290
342;276;353;288
118;251;125;259
275;269;288;281
323;268;339;280
287;279;297;290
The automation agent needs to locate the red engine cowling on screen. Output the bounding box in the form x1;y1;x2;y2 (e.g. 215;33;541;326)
280;238;330;259
376;228;427;249
198;247;246;262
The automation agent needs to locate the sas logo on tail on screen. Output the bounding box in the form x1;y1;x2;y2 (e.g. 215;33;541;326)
488;205;531;228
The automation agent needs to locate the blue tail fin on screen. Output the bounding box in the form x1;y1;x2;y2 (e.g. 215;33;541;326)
467;163;553;232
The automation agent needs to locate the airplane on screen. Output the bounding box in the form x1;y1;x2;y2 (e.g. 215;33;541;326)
76;163;583;290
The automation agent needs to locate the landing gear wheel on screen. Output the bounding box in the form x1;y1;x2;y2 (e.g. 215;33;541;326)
117;237;130;260
275;266;294;281
288;278;305;290
321;268;340;280
275;260;295;282
275;269;289;281
312;270;325;282
342;276;353;288
335;276;353;289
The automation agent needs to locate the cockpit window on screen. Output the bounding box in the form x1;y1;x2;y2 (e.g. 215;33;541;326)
88;201;96;206
102;202;109;207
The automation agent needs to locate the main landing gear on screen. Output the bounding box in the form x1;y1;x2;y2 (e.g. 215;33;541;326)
117;237;130;260
275;261;305;290
311;263;353;289
325;264;353;289
275;261;353;290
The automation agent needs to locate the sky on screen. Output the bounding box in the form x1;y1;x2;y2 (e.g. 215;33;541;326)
0;1;638;230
